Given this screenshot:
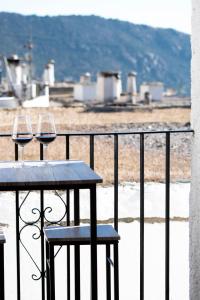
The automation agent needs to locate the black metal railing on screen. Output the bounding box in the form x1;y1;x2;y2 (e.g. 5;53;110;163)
0;129;193;300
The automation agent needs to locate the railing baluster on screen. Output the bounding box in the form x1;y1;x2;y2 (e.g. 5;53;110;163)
114;134;119;232
165;132;170;300
90;135;94;170
66;135;71;300
140;133;144;300
66;135;70;160
15;143;21;300
40;143;45;300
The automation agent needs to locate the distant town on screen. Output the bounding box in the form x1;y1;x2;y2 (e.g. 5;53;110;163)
0;52;190;109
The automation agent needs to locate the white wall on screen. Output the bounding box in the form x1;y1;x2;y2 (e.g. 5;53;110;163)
127;75;137;94
43;63;55;86
96;76;104;102
96;75;121;102
140;84;149;100
190;0;200;299
74;83;96;101
140;83;163;101
149;85;163;101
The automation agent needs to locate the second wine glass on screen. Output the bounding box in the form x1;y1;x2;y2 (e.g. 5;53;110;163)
36;113;56;162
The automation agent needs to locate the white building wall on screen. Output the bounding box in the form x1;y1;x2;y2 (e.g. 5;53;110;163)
190;0;200;299
140;84;149;100
9;64;22;85
115;77;122;99
104;77;115;101
127;74;137;94
96;74;121;102
74;84;96;101
96;76;104;102
74;84;83;101
83;85;96;101
43;62;55;86
140;83;163;101
149;85;163;101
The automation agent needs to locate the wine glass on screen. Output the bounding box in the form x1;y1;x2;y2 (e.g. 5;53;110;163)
35;113;56;163
12;115;33;166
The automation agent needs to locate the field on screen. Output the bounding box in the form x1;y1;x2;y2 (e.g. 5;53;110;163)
0;106;192;184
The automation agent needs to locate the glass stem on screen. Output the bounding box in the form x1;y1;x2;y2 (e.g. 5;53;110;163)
20;146;24;166
43;144;48;162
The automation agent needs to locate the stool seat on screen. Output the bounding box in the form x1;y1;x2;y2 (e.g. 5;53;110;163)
44;225;120;245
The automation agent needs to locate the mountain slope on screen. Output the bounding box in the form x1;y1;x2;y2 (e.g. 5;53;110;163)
0;13;191;95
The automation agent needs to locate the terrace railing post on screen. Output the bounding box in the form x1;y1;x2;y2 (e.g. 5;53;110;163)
40;143;45;300
114;134;119;232
140;133;144;300
15;143;21;300
90;135;94;170
66;135;71;300
74;189;80;300
165;133;170;300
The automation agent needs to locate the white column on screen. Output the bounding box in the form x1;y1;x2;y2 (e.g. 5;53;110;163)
190;0;200;299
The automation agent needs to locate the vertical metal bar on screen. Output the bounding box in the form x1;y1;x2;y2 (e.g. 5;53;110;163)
140;133;144;300
66;135;71;300
15;143;20;300
90;184;98;300
49;245;55;300
74;189;80;300
0;244;5;300
90;135;94;170
40;143;45;300
106;245;111;300
66;135;70;160
90;136;98;299
15;143;18;161
46;242;50;300
114;134;119;232
165;133;170;300
114;242;119;300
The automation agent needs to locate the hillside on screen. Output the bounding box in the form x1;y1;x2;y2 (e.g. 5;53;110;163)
0;13;191;95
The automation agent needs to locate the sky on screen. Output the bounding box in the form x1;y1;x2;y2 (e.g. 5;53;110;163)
0;0;191;34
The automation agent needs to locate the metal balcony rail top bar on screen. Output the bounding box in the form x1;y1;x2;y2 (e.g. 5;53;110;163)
0;128;194;138
0;128;193;300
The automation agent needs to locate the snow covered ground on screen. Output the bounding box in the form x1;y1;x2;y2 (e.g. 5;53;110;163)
0;182;190;300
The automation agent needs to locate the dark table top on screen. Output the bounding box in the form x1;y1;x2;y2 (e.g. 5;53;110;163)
0;160;102;191
44;225;120;244
0;230;6;243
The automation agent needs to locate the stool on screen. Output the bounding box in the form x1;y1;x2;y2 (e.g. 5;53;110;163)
0;230;6;300
44;224;120;300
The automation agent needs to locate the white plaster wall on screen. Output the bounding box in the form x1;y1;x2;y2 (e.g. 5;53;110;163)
104;76;115;101
115;78;122;100
140;84;149;100
190;0;200;299
149;85;163;101
74;84;83;100
96;76;104;102
43;64;55;86
83;84;96;101
127;75;137;94
74;83;96;101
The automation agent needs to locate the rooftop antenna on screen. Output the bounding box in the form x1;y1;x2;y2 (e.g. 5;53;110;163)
24;22;34;84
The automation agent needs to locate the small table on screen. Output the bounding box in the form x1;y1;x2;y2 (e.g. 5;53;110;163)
0;160;102;300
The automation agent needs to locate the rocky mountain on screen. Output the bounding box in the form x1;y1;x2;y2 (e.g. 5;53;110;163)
0;12;191;95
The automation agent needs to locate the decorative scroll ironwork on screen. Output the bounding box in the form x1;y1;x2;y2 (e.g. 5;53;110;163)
18;190;68;280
